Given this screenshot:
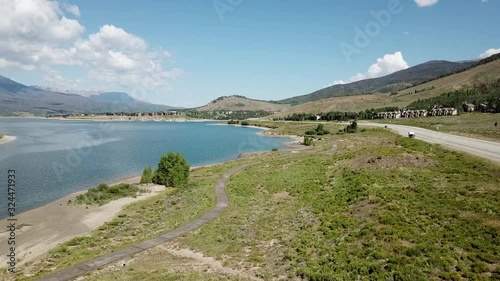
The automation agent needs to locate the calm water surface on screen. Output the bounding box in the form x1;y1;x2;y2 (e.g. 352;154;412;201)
0;118;291;217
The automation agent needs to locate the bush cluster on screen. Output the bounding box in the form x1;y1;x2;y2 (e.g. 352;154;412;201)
303;136;313;146
73;183;142;206
305;124;330;135
341;121;358;133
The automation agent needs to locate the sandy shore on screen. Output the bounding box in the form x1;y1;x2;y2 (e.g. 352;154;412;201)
0;163;229;267
256;130;305;150
0;135;16;145
0;181;165;266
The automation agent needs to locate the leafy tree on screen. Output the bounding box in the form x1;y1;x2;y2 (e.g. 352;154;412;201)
140;167;154;184
153;152;190;187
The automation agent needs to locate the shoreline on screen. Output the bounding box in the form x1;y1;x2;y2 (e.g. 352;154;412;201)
0;116;215;122
0;162;231;268
211;122;304;149
0;135;16;145
0;123;304;268
0;183;166;266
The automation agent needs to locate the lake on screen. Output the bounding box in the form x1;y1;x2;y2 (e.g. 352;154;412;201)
0;118;291;217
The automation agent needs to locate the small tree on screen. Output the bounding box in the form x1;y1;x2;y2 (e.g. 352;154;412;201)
140;167;154;184
303;136;313;146
153;152;190;187
351;121;358;130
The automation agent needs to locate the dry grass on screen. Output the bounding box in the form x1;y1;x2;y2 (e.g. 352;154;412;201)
375;113;500;142
197;96;290;112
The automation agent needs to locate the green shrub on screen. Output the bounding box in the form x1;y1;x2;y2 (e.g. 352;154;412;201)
152;152;190;187
271;148;278;151
240;121;250;126
304;123;330;135
227;120;239;125
140;167;154;184
303;136;313;146
305;130;316;135
73;183;142;206
342;121;358;133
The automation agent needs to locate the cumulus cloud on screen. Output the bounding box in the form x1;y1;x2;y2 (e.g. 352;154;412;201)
414;0;439;7
63;3;80;17
0;0;181;99
479;48;500;59
331;52;409;85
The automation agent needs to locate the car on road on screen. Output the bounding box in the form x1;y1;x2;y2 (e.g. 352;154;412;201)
408;132;416;138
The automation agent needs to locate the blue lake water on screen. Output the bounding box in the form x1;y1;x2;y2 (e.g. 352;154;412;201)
0;118;291;218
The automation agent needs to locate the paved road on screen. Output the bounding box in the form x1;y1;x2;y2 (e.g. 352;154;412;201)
36;163;253;281
361;122;500;163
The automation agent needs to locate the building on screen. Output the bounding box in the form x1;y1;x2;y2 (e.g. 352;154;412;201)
374;107;457;119
428;107;457;116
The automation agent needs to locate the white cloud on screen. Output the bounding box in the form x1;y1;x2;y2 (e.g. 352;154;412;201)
479;48;500;59
331;52;409;85
63;3;80;17
0;0;181;100
0;0;85;70
414;0;439;7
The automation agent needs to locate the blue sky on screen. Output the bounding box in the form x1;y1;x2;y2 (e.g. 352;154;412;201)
0;0;499;107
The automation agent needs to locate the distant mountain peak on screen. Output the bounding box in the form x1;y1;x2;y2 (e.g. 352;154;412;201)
0;75;178;116
89;92;136;103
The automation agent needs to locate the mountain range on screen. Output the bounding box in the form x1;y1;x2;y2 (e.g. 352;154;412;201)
1;54;499;116
276;60;477;105
0;77;178;116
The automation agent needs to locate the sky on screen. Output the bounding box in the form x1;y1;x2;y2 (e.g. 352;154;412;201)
0;0;499;108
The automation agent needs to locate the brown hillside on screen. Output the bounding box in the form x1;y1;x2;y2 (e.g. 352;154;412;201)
273;59;500;117
197;96;290;112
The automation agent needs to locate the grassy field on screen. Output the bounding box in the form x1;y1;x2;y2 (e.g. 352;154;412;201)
67;122;500;281
373;113;500;142
7;162;250;281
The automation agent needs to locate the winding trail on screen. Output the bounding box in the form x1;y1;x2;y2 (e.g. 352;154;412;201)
36;163;253;281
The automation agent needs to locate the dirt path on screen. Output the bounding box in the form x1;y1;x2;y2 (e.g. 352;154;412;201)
36;163;254;281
